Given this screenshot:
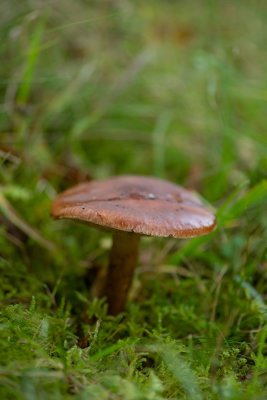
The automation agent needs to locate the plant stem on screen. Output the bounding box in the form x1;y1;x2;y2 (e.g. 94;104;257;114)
104;231;140;315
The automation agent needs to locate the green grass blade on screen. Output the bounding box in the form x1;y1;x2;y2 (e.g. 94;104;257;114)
89;339;136;362
17;18;45;104
224;180;267;221
153;111;172;178
149;344;203;400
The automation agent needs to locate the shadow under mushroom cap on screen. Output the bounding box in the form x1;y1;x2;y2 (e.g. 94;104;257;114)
51;175;216;238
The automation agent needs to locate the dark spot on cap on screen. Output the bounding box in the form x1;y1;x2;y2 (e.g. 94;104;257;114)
173;194;182;201
129;192;144;200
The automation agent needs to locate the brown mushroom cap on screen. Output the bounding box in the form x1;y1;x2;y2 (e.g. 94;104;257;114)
51;175;216;238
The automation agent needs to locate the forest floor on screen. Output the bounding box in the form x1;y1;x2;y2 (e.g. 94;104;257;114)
0;1;267;399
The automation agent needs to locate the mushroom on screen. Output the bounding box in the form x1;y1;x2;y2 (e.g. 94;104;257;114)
51;175;216;315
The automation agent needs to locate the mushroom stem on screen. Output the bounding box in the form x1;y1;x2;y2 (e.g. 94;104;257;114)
103;231;140;315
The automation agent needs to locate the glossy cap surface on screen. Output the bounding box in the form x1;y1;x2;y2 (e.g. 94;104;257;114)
51;175;216;238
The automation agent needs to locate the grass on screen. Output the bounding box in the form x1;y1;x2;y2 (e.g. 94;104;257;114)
0;0;267;399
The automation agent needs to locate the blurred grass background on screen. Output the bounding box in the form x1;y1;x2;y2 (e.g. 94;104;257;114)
0;1;267;399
